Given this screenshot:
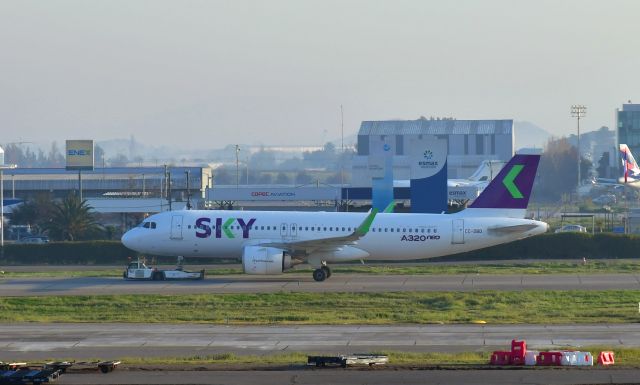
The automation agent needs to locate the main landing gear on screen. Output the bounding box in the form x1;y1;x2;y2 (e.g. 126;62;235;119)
312;263;332;282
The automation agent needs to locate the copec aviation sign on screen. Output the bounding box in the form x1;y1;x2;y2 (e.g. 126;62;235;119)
65;140;94;171
207;186;341;202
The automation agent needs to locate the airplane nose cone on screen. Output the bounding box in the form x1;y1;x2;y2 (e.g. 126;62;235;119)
121;230;136;250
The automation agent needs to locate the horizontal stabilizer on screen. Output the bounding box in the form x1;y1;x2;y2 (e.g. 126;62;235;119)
487;224;539;234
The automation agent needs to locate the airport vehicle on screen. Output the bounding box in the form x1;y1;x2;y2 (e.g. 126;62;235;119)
555;224;587;234
307;354;388;368
123;258;204;280
16;236;49;244
122;155;547;282
592;194;616;206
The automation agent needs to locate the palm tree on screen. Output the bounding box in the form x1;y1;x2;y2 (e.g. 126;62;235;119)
45;195;103;241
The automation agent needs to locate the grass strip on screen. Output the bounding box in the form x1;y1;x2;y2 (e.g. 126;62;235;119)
3;260;640;278
1;290;640;324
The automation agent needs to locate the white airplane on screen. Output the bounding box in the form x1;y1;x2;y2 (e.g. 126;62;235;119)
578;144;640;197
393;160;505;188
122;155;548;282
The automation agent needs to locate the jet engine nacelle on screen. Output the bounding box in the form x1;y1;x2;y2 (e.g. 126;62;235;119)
242;246;292;275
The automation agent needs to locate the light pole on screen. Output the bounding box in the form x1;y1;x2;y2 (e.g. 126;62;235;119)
571;104;587;190
235;145;240;189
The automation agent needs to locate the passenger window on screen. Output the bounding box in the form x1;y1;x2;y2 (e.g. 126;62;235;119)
390;228;394;232
384;228;388;232
323;227;327;231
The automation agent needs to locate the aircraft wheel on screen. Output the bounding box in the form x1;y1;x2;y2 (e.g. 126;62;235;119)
312;268;327;282
321;266;332;278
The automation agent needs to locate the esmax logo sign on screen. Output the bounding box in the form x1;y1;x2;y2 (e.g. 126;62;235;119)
418;149;438;168
195;217;256;239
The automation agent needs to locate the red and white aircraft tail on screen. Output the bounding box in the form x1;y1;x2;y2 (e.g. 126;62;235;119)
620;144;640;183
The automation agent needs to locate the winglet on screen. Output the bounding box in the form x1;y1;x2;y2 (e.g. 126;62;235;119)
383;201;396;213
355;209;378;236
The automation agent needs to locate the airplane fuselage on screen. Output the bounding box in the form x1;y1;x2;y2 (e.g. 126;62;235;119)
123;209;547;262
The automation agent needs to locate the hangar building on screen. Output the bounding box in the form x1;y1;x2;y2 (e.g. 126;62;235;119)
351;118;514;186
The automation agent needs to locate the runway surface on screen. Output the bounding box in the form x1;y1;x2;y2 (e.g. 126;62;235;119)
2;323;640;360
2;273;640;296
55;369;640;385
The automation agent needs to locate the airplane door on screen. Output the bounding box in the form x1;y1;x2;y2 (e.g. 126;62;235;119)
452;219;464;244
170;215;184;240
290;223;298;239
280;223;288;238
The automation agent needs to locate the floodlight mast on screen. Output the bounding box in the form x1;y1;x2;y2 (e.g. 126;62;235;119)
571;104;587;191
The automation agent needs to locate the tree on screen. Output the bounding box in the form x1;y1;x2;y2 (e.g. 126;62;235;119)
534;137;592;201
45;195;103;241
295;170;314;185
275;172;291;184
9;193;55;234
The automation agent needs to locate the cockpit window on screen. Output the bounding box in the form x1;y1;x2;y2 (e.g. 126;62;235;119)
143;222;151;229
150;222;156;229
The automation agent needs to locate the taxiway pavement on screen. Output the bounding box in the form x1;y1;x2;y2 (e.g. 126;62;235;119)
2;323;640;360
1;273;640;296
55;369;640;385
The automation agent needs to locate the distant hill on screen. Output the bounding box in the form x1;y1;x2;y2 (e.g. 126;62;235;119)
514;121;551;150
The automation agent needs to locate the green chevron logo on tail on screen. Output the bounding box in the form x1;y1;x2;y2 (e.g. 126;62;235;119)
502;164;524;199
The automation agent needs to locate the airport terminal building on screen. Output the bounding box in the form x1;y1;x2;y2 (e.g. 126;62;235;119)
351;118;514;186
2;166;212;213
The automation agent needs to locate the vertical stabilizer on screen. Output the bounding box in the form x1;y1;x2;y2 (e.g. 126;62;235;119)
620;144;640;182
469;155;540;210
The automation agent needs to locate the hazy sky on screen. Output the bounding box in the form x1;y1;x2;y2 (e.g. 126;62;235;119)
1;0;639;149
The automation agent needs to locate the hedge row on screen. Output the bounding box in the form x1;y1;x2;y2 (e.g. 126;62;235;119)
1;233;639;265
436;232;640;261
0;241;231;265
0;241;136;265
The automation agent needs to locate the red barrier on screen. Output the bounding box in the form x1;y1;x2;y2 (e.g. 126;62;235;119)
510;339;526;365
490;351;512;365
536;351;563;366
597;351;615;366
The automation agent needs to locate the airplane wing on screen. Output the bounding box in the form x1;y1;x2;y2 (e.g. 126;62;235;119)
257;209;378;255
